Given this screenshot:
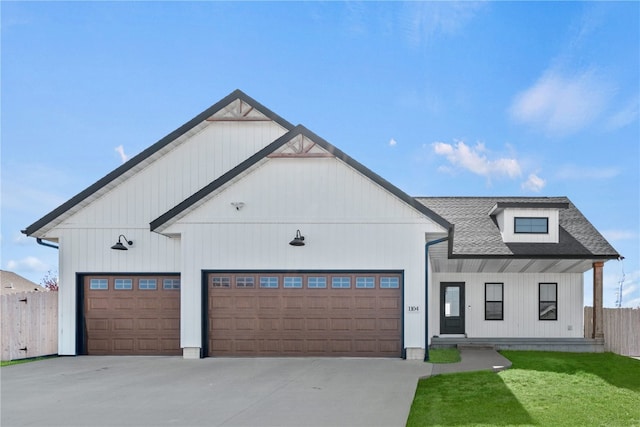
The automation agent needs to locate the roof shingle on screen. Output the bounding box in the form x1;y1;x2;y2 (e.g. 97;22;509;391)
416;197;619;259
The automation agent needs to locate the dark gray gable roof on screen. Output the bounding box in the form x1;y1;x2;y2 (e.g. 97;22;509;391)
23;90;295;236
416;196;619;259
151;125;452;231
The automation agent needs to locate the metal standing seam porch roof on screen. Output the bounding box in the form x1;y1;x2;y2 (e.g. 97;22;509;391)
416;197;620;260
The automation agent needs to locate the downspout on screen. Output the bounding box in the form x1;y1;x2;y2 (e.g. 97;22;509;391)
36;238;59;250
424;236;448;362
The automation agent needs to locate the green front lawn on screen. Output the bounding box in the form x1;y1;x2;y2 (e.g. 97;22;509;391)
0;356;56;367
407;351;640;426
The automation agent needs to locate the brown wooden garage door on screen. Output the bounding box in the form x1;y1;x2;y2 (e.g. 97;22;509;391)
83;275;181;355
207;272;402;357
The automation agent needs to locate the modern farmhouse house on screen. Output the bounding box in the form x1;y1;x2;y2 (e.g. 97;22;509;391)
23;90;619;359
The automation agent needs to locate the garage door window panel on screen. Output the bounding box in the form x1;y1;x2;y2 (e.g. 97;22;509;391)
212;277;231;288
308;277;327;288
332;277;351;289
236;276;255;288
115;279;133;290
163;279;180;290
380;277;400;288
284;277;303;288
139;279;157;290
356;277;375;289
90;279;108;290
260;277;279;288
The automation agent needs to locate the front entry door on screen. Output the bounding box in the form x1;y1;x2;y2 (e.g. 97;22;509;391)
440;282;465;334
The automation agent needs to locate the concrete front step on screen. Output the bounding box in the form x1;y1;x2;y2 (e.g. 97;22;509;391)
431;337;605;352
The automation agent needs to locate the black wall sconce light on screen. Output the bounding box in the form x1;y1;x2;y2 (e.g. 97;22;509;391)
111;234;133;251
289;230;305;246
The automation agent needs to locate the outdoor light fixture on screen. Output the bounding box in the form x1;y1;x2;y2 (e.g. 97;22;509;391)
111;235;133;251
289;230;305;246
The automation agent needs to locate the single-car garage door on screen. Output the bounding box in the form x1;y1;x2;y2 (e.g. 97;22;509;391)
206;271;402;357
83;274;181;355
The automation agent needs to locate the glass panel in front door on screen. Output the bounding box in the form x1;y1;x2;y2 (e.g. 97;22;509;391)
445;286;460;317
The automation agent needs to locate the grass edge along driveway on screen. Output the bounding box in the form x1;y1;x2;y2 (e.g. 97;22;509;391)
407;351;640;426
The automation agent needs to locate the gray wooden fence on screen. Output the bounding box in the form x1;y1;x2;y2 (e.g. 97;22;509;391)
1;291;58;361
584;307;640;356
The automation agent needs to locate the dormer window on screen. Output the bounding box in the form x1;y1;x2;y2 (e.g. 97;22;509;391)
514;217;548;234
489;201;568;244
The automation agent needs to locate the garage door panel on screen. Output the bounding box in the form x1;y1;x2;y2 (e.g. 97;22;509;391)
307;296;329;309
307;318;328;331
379;318;401;331
84;275;180;356
283;318;304;330
330;296;353;309
355;297;376;309
237;318;257;330
355;318;376;331
378;296;400;309
113;318;134;331
258;297;280;309
208;272;401;357
138;319;160;331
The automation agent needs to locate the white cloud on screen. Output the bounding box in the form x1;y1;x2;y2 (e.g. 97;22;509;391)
432;140;521;179
605;95;639;131
403;2;485;46
555;164;620;180
12;233;33;246
510;68;614;136
115;145;129;163
6;256;50;273
602;229;637;242
521;173;546;193
388;138;397;147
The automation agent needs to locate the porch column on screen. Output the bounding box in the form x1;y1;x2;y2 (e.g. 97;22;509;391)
592;261;604;339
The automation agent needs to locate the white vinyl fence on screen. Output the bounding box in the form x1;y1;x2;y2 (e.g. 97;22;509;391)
584;307;640;357
1;291;58;361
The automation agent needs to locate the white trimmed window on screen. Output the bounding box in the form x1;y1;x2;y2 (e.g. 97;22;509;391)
539;283;557;320
485;283;503;320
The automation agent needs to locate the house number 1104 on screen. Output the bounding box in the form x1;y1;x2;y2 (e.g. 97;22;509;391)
408;305;419;312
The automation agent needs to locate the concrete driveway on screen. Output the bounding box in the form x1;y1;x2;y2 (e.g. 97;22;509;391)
1;356;432;427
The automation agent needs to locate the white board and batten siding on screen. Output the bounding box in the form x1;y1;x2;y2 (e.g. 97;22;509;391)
48;121;287;355
431;272;584;340
164;157;446;351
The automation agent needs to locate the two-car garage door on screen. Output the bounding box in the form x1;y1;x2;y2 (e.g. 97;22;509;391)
206;271;402;357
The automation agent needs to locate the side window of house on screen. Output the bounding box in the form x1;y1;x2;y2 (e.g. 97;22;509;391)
539;283;557;320
485;283;503;320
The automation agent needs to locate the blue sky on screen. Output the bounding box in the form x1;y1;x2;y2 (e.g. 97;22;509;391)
2;2;638;307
